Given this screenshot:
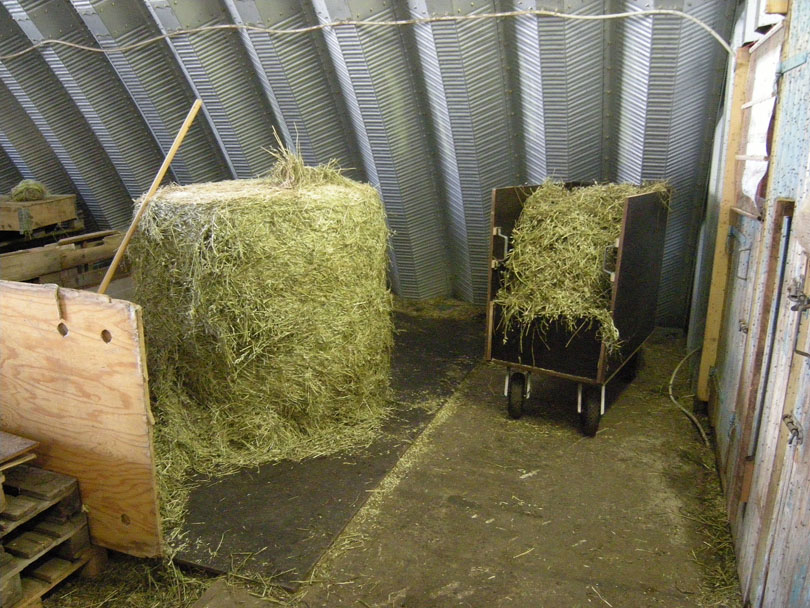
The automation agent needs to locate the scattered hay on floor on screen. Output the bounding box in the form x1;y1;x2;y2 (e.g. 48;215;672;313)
494;181;668;352
682;450;743;608
393;296;484;321
44;554;211;608
129;148;393;547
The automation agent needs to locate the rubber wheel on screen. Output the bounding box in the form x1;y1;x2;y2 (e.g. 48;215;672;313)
507;373;525;419
618;351;642;383
581;387;601;437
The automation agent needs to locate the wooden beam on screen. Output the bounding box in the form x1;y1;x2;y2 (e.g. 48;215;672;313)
0;281;161;557
98;99;202;294
697;48;751;403
728;199;794;525
0;232;123;282
765;0;788;15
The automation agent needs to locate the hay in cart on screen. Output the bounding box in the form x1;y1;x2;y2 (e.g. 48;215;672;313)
128;150;393;542
494;181;668;353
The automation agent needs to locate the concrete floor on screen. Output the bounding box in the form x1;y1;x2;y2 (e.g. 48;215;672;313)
282;330;723;608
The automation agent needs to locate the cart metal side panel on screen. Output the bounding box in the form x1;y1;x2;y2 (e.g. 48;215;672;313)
601;191;669;382
490;307;602;382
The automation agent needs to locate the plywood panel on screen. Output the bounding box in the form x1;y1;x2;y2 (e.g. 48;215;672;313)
0;280;161;557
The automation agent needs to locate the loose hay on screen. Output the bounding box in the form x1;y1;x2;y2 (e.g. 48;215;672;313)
494;181;667;352
10;178;48;201
129;149;393;546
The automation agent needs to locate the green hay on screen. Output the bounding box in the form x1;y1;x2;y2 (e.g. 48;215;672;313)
129;148;393;547
10;179;48;201
494;181;668;352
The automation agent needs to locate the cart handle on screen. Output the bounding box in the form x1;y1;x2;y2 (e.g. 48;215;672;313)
493;227;509;262
602;240;619;282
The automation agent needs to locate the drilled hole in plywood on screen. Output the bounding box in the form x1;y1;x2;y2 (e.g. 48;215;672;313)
101;329;112;343
57;322;68;337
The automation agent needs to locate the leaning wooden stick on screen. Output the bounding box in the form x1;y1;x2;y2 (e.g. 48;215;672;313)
97;98;203;294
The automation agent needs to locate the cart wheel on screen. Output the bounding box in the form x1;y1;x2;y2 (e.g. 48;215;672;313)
581;387;601;437
618;351;642;383
507;372;525;419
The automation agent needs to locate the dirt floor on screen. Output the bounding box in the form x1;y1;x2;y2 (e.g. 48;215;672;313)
43;306;738;608
280;329;737;608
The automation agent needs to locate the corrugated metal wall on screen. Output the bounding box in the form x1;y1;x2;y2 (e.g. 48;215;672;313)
0;0;734;325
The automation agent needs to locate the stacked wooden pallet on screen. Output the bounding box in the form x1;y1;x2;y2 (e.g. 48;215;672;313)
0;432;106;608
0;230;124;288
0;195;84;253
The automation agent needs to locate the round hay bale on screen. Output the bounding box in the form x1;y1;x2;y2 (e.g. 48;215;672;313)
129;152;393;534
10;179;48;201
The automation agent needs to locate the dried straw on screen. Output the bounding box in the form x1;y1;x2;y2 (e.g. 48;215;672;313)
129;149;393;546
495;181;667;352
10;179;48;201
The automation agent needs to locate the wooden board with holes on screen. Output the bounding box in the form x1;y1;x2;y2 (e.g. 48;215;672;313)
0;196;77;233
0;280;161;557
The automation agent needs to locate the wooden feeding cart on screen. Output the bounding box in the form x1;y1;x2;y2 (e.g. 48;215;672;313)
485;184;669;436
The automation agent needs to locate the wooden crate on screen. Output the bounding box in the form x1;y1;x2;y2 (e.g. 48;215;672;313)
0;196;77;234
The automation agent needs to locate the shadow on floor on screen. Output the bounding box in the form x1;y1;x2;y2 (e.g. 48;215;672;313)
175;310;485;587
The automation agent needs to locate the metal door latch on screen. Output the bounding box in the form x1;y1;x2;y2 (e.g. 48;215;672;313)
787;280;810;312
782;414;804;445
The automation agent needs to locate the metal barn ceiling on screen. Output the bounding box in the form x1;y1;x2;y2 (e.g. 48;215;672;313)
0;0;734;326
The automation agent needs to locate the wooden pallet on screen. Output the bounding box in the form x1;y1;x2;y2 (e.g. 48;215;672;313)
1;464;106;607
0;195;77;234
0;230;124;287
0;218;86;254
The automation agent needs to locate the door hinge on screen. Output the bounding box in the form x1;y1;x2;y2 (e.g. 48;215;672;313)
783;414;804;446
787;279;810;312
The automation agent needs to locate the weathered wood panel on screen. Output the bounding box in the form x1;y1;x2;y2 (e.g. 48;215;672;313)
0;195;77;233
0;231;122;282
0;280;161;557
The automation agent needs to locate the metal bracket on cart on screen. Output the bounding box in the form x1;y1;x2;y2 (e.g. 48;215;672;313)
602;238;619;283
492;227;509;265
577;383;606;415
503;369;531;398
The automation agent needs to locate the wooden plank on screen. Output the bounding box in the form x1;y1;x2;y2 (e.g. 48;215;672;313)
698;49;752;403
0;454;36;472
13;546;96;608
0;281;161;557
1;478;80;537
738;251;808;602
0;196;77;233
3;465;75;501
727;198;793;525
764;0;788;15
0;433;38;466
0;232;123;282
0;514;86;580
